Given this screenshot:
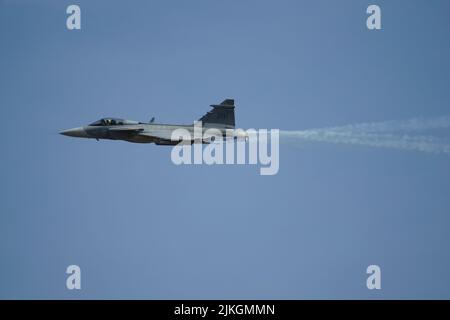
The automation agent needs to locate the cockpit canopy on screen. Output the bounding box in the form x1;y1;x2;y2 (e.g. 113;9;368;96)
89;118;139;126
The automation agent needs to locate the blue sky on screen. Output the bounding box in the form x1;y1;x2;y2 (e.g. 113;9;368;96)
1;0;450;299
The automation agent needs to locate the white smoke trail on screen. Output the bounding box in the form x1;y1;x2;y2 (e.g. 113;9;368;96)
280;115;450;154
315;115;450;134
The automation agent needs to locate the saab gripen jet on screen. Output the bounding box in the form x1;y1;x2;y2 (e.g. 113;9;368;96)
60;99;247;145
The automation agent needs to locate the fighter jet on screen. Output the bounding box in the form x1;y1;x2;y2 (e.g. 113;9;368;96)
60;99;247;145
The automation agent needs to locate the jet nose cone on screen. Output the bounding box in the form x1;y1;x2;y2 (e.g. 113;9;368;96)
60;127;88;138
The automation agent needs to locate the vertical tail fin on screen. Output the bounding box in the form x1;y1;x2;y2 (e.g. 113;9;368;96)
198;99;235;128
